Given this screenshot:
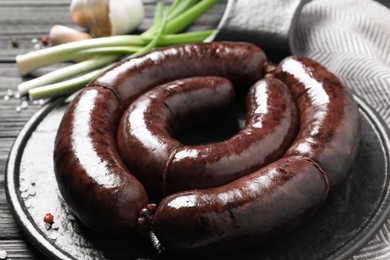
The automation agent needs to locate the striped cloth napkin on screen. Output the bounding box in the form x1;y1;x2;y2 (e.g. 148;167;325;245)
292;1;390;259
217;0;390;258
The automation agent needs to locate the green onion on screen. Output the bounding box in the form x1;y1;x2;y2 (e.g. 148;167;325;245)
19;55;120;95
163;0;219;34
28;3;169;100
16;35;145;76
153;1;167;27
147;30;216;46
142;0;199;38
137;1;167;54
18;0;220;100
167;0;199;21
29;70;104;100
76;46;143;56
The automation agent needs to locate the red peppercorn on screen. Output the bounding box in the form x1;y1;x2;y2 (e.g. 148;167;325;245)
43;213;54;224
41;36;49;46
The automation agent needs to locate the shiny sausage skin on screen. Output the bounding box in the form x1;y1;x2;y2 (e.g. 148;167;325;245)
166;77;298;194
152;156;328;255
118;77;297;198
54;87;148;234
274;56;361;191
54;42;267;234
150;56;359;255
117;77;235;199
90;41;267;107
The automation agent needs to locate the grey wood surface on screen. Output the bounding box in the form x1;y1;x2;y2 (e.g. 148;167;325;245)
1;0;388;259
0;0;225;258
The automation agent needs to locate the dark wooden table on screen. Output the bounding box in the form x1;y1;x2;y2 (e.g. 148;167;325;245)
0;0;226;258
0;1;71;258
1;0;388;259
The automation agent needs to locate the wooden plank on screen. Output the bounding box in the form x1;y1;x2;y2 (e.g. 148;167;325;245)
0;194;24;239
0;240;44;259
0;0;69;6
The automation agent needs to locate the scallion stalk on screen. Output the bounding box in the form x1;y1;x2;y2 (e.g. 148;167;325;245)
19;0;220;100
28;69;104;100
153;1;166;27
167;0;199;21
147;30;215;46
142;0;199;38
28;3;169;100
162;0;219;34
16;35;145;76
19;55;120;95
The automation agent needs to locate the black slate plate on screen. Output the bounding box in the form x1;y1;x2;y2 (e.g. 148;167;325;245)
5;94;390;260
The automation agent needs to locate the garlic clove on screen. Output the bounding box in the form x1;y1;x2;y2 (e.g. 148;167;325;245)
49;25;92;46
109;0;144;36
70;0;111;37
70;0;144;37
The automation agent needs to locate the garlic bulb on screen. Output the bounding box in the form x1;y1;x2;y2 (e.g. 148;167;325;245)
70;0;144;37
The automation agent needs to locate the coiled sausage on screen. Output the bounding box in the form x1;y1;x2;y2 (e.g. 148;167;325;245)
54;42;267;234
117;76;236;198
149;55;360;256
274;56;361;191
152;156;328;255
118;77;298;198
166;77;298;194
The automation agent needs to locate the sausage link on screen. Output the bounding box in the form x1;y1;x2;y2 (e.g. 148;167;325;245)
54;87;148;234
274;56;361;191
117;77;235;199
152;156;328;255
166;77;298;194
54;42;267;234
149;55;360;255
90;41;267;107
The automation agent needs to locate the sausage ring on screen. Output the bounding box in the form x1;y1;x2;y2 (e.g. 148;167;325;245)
150;55;360;256
53;42;360;256
118;76;298;198
54;42;267;234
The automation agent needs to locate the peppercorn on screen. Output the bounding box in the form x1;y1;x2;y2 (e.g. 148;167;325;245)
43;213;54;224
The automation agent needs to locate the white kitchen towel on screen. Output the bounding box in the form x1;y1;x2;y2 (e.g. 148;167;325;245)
216;0;310;55
292;1;390;259
292;0;390;126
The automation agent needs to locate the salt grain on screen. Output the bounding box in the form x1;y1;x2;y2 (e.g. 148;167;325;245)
19;184;28;192
52;223;60;231
15;106;21;112
7;89;13;96
45;223;51;230
67;214;75;220
21;100;29;109
50;233;57;240
25;201;32;208
14;92;21;99
38;99;45;105
21;192;29;199
0;250;7;259
28;189;36;196
3;95;9;101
